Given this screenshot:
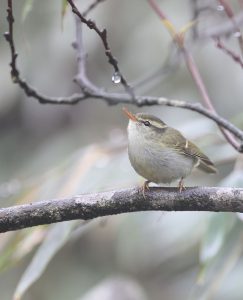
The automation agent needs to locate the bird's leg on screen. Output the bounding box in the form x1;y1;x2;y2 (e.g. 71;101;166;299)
178;177;185;193
142;180;150;198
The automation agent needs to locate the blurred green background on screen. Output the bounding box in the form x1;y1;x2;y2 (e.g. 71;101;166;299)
1;0;243;299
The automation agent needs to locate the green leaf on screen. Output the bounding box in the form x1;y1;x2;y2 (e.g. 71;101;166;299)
13;221;78;300
195;220;242;299
61;0;68;30
0;228;45;272
200;213;236;264
9;141;134;298
78;277;147;300
198;213;237;284
21;0;35;22
199;169;243;266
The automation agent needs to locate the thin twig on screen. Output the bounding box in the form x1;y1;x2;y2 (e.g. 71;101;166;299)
67;0;134;98
218;0;243;55
196;11;243;39
73;16;101;93
4;1;87;104
4;0;243;151
214;37;243;68
147;0;167;20
147;0;242;152
182;49;213;110
0;187;243;233
182;48;241;151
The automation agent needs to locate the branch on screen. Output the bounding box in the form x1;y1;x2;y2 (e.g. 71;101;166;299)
4;0;88;104
182;48;241;151
191;1;243;47
147;0;242;152
214;37;243;68
4;0;243;151
71;11;243;148
73;15;101;93
67;0;134;98
0;187;243;233
199;11;243;39
218;0;243;55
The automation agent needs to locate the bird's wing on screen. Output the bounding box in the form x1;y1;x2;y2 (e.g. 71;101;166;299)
185;141;217;174
166;128;217;174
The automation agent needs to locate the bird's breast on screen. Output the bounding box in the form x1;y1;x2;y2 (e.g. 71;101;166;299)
128;132;195;183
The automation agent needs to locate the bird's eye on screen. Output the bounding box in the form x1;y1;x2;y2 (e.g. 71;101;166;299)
143;121;151;127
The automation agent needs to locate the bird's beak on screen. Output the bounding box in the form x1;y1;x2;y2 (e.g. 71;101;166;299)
123;107;137;122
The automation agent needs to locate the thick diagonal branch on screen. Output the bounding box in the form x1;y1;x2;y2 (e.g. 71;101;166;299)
0;187;243;233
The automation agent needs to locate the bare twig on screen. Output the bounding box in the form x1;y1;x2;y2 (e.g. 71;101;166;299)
0;187;243;233
73;16;101;94
190;0;243;39
196;11;243;39
147;0;242;152
4;0;243;151
4;0;88;104
214;37;243;68
182;49;213;110
147;0;167;20
182;48;241;151
67;0;134;98
218;0;243;55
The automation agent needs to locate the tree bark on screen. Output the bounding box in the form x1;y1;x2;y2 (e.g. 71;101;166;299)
0;187;243;233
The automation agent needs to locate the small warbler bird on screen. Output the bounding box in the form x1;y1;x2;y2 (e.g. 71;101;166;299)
123;107;217;192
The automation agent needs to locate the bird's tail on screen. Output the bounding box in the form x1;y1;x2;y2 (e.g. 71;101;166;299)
197;160;217;174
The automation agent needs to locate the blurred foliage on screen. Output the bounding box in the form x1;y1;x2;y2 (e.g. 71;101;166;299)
21;0;35;22
1;0;243;300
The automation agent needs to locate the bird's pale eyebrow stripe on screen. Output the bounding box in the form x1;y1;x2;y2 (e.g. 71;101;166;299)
150;121;167;129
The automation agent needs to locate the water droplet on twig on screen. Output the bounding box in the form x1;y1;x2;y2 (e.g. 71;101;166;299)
112;72;121;84
233;31;241;38
216;5;224;11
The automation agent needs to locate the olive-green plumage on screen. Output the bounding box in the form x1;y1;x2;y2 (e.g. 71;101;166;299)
125;111;217;186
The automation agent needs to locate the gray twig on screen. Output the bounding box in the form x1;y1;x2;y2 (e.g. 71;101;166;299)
197;12;243;39
215;37;243;68
4;0;243;151
67;0;134;98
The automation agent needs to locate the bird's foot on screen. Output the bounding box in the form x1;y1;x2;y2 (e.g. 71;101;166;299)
178;177;185;193
142;180;150;198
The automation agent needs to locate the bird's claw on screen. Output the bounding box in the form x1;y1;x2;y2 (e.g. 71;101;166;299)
142;180;150;198
178;177;185;193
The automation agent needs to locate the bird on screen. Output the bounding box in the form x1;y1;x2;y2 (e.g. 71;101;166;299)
123;107;217;193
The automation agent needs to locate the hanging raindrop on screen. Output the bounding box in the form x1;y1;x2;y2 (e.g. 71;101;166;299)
216;5;224;11
233;31;241;38
112;72;121;84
